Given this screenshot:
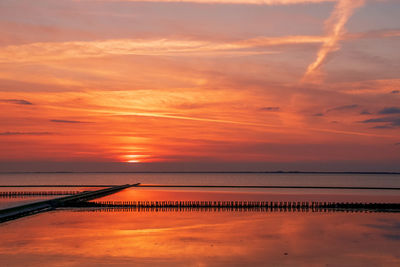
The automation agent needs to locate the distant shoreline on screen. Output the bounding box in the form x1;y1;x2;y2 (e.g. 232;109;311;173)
0;171;400;175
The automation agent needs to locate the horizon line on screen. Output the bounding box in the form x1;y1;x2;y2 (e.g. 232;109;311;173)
0;171;400;175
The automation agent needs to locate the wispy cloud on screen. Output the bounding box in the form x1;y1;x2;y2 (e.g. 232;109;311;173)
50;120;91;124
0;132;52;136
0;39;279;63
1;29;398;64
345;29;400;41
327;104;358;112
260;107;280;111
302;0;365;82
378;107;400;115
360;116;400;128
391;90;399;94
0;99;33;105
51;104;393;138
236;35;326;47
373;125;392;129
360;110;371;115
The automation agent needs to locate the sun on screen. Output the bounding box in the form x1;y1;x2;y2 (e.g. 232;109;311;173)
122;154;149;163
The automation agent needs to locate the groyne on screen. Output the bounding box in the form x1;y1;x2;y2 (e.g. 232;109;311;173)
0;184;135;223
70;206;395;213
74;200;400;212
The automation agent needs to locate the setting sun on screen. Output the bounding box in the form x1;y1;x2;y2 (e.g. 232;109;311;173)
123;155;150;163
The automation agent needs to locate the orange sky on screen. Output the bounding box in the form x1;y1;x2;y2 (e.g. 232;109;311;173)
0;0;399;171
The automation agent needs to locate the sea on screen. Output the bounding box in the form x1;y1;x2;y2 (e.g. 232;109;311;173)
0;173;399;266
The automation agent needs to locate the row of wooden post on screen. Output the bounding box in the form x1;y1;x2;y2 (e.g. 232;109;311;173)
73;206;394;213
0;191;81;196
75;200;400;211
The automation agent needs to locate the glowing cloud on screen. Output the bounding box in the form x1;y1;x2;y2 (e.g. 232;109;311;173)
0;39;280;63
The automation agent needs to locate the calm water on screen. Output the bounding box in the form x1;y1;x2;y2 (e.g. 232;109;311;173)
0;209;399;266
1;172;400;187
1;173;399;266
1;173;399;201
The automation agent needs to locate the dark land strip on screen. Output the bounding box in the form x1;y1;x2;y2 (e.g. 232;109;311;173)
1;171;400;174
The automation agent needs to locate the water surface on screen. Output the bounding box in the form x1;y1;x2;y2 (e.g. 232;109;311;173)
1;173;399;266
0;209;399;266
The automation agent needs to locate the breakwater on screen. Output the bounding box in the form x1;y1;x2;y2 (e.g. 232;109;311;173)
74;200;400;212
0;184;135;223
70;206;394;213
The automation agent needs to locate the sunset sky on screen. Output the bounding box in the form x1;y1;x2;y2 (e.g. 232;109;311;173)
0;0;399;172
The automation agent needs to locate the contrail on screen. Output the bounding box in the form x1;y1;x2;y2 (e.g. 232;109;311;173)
302;0;365;83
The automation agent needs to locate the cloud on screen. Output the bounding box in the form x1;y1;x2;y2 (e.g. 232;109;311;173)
302;0;365;83
174;103;208;110
394;143;400;146
237;35;326;47
0;28;397;64
378;107;400;115
360;116;400;128
360;110;371;115
346;29;400;40
0;99;33;105
383;234;400;241
50;120;90;124
310;105;359;119
0;39;279;63
372;125;392;129
0;132;52;136
260;107;280;112
78;0;336;5
391;90;399;94
327;104;358;112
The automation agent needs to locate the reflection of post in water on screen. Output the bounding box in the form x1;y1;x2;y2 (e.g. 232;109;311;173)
71;200;400;213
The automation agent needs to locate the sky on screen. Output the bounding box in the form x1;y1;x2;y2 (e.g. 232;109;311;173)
0;0;399;172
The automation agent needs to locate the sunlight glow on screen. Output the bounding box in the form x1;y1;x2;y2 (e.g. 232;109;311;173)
123;154;151;163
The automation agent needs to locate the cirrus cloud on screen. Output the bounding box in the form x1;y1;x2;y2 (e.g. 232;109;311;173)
0;132;52;136
0;99;33;105
50;119;91;124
